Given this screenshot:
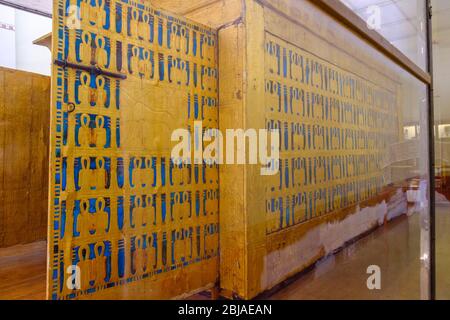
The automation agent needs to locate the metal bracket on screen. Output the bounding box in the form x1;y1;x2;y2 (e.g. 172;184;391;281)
54;59;127;80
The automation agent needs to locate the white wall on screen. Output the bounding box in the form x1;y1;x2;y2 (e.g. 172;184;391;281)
0;5;16;69
0;3;52;75
14;8;52;75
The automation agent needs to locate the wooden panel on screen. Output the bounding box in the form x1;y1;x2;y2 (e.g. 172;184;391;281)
156;0;243;28
243;0;267;298
218;0;416;299
0;67;50;248
262;30;400;231
218;22;247;297
153;0;219;14
0;69;3;246
48;0;219;299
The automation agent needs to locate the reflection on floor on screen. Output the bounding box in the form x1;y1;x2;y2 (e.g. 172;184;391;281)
268;206;449;300
268;214;422;300
0;207;448;300
0;241;46;300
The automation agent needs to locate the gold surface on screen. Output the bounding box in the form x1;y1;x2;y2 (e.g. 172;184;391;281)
46;0;428;300
48;0;219;299
217;0;420;299
0;67;50;248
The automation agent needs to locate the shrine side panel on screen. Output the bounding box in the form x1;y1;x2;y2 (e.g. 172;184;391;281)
48;0;219;300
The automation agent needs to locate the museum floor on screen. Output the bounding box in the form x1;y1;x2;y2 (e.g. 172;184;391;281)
0;240;46;299
0;206;449;300
268;205;450;300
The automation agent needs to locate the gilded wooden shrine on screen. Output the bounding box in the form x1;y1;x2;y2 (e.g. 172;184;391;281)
216;0;406;299
47;0;412;300
48;0;219;299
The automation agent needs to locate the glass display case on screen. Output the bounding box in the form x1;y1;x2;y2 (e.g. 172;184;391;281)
0;0;444;301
